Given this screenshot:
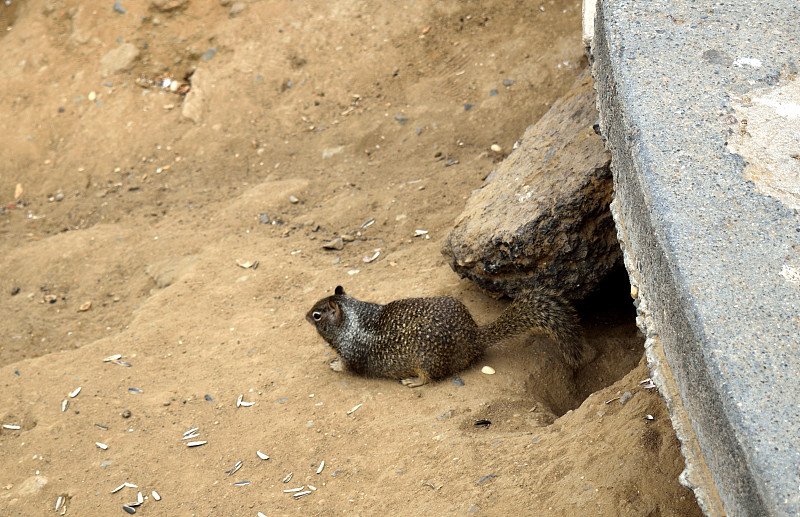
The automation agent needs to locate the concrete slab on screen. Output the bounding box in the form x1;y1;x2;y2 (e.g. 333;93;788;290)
590;1;800;516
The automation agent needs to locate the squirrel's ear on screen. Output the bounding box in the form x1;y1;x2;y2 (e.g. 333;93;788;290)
334;285;345;295
327;299;344;324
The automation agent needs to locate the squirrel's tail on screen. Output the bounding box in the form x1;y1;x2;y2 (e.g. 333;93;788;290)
478;288;587;369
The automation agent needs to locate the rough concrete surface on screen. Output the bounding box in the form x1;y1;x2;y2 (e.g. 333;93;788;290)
442;68;617;300
592;0;800;516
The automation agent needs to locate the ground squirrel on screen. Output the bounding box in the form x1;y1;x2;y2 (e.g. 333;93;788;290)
306;286;586;387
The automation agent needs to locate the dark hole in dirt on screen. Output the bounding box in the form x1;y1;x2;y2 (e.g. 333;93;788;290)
519;264;644;417
574;265;644;402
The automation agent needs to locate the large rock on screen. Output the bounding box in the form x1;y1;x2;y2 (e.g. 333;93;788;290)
441;68;617;301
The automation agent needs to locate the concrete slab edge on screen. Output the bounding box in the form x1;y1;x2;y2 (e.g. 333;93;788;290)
610;199;725;516
590;3;773;515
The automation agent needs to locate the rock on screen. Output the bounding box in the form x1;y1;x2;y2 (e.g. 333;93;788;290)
181;67;209;124
100;43;140;77
145;256;197;288
441;67;617;300
437;409;455;420
149;0;189;12
229;2;245;16
14;475;47;496
322;237;344;250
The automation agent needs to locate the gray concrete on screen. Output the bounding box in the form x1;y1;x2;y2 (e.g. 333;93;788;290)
591;1;800;516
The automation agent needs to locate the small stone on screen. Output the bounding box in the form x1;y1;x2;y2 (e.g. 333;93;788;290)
620;391;633;405
464;104;474;111
437;410;455;420
10;286;20;296
468;505;479;514
259;214;270;224
204;394;213;402
502;78;515;87
322;237;344;250
100;43;140;77
229;2;245;16
630;285;639;299
481;366;495;375
149;0;189;12
121;409;132;418
490;144;502;153
489;89;498;96
289;195;299;204
394;114;408;125
113;1;126;14
200;48;217;62
451;377;465;386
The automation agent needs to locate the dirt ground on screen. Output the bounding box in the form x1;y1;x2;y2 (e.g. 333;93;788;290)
0;0;703;515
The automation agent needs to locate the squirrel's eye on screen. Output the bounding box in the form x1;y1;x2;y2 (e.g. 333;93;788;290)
312;312;322;321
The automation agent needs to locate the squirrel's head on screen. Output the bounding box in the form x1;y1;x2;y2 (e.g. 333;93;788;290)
306;286;347;346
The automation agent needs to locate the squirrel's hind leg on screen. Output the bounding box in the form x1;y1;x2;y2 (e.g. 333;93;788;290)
400;371;430;388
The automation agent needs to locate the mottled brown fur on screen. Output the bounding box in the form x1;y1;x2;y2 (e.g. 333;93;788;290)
306;286;586;387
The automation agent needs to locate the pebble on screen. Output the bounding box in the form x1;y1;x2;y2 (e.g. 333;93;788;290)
121;410;132;418
201;48;217;62
451;377;465;386
481;366;495;375
204;394;214;402
259;214;270;224
502;78;515;87
289;195;299;204
113;1;126;14
464;104;474;111
394;114;408;125
229;2;245;16
88;91;97;102
477;474;496;484
322;237;344;250
437;410;455;420
620;391;633;405
490;144;502;153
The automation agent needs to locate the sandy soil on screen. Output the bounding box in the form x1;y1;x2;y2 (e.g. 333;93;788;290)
0;0;703;515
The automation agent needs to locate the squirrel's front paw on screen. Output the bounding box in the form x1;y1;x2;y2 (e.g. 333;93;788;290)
329;358;343;372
